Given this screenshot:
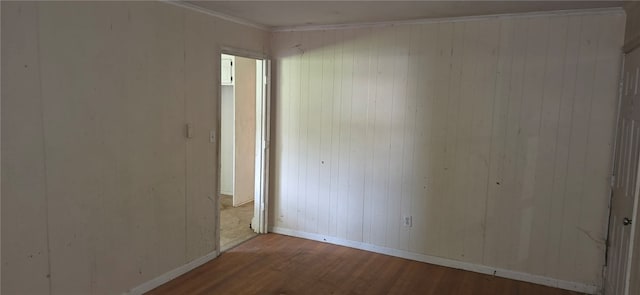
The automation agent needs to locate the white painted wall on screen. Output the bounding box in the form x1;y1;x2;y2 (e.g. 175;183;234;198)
1;2;269;294
233;57;257;206
221;85;235;195
270;10;624;290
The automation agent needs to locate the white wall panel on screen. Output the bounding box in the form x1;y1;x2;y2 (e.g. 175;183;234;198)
1;3;51;294
1;2;269;294
234;57;257;206
270;11;624;289
220;85;235;195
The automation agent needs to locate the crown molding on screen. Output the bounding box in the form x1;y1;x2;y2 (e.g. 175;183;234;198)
161;0;271;31
162;1;622;34
272;6;624;32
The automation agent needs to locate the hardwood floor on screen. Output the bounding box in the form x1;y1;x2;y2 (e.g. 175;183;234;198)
148;234;584;295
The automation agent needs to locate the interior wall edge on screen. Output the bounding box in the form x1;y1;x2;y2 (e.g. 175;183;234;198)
269;227;599;294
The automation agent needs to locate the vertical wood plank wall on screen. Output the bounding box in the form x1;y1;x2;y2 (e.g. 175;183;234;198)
270;11;624;288
1;2;269;294
1;2;50;294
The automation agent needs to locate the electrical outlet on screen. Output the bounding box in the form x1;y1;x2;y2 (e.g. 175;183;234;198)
403;216;412;227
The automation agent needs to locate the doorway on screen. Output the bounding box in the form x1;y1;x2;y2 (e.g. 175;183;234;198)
218;51;270;252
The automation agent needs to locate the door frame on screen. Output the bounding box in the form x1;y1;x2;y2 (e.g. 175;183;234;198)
627;159;640;294
216;46;271;253
604;49;640;295
622;48;640;295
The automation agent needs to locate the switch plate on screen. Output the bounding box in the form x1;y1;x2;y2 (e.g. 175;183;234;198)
186;123;193;138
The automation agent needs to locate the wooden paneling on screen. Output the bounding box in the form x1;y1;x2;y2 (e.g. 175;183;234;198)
183;7;218;263
270;11;624;289
147;233;583;295
1;2;269;294
38;3;188;293
1;2;51;294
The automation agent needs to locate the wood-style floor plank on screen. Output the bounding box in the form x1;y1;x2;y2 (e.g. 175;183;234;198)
147;234;584;295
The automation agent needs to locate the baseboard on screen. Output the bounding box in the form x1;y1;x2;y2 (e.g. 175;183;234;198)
234;198;253;207
124;250;219;295
269;227;599;294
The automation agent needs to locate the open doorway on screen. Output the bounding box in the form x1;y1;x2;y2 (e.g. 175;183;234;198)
218;51;270;252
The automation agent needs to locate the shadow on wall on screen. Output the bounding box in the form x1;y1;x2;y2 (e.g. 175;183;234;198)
270;12;622;288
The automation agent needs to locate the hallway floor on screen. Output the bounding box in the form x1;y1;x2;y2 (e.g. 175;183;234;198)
220;195;257;251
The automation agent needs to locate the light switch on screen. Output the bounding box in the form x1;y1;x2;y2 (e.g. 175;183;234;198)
186;123;194;138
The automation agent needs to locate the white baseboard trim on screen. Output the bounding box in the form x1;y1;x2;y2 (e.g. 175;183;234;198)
124;250;219;295
234;198;253;207
269;227;599;295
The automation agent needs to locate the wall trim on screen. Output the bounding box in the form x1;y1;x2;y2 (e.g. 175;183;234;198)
269;227;599;294
124;250;219;295
273;7;623;32
160;0;270;31
221;46;269;61
162;1;622;35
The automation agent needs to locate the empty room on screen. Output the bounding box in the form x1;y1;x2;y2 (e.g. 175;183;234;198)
2;1;640;295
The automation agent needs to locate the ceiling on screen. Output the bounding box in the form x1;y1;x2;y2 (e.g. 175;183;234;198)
185;1;624;29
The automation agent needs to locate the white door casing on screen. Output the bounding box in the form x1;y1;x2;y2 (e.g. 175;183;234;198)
252;59;270;234
605;48;640;295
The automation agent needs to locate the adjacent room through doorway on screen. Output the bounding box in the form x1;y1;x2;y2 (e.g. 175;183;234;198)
219;53;269;252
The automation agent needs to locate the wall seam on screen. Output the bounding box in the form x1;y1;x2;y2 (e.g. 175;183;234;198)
182;7;188;263
557;15;585;280
543;15;571;276
577;12;605;286
34;2;53;294
481;20;503;265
